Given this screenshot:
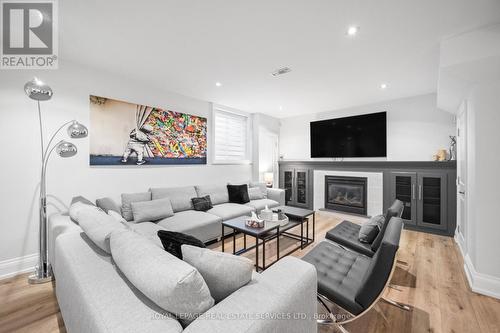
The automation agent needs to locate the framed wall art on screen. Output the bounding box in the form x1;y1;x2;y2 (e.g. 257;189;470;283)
89;95;207;165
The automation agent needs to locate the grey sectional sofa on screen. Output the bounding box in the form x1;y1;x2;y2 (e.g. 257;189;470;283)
149;183;284;242
47;183;318;333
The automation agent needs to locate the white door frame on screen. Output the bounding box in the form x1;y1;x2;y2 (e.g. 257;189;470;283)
258;128;279;187
456;100;468;252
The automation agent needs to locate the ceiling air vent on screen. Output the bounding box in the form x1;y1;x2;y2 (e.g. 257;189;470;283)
271;67;292;77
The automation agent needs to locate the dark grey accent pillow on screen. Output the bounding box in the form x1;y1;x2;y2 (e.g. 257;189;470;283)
358;215;385;243
157;230;206;259
371;200;403;251
191;195;213;211
227;184;250;204
96;197;121;214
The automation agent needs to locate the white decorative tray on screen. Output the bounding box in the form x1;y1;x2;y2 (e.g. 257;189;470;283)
258;214;289;227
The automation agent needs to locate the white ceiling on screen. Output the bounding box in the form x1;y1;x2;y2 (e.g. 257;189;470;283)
437;23;500;113
60;0;500;118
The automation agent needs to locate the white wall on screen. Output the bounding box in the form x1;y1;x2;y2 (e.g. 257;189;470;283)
0;61;252;275
439;24;500;299
438;24;500;113
279;93;455;161
462;80;500;297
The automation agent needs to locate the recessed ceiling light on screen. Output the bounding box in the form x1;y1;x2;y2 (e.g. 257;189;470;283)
346;26;359;36
271;67;292;77
380;83;388;90
279;106;283;111
215;82;222;87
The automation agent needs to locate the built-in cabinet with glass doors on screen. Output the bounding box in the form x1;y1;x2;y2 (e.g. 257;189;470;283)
389;171;448;231
281;167;310;208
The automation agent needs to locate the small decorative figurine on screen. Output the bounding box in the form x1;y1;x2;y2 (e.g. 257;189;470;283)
448;135;457;161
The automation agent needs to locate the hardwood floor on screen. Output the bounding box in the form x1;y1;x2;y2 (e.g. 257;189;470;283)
1;211;499;333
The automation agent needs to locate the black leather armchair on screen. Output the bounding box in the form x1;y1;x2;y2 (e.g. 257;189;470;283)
325;199;404;257
302;217;408;332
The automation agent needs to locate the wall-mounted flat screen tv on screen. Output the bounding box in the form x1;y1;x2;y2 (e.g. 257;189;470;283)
310;111;387;158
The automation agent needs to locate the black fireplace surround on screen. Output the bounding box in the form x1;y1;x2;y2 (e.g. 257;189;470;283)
325;176;368;215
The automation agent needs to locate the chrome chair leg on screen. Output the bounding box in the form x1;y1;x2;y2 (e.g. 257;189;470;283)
316;294;351;333
388;283;403;291
317;295;335;324
337;324;350;333
381;297;411;311
397;259;409;268
374;303;389;324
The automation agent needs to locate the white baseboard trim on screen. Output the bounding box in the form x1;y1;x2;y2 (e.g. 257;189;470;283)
454;231;467;258
463;253;500;300
454;234;500;300
0;254;38;280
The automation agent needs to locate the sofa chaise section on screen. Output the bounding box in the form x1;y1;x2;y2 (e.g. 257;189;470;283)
207;203;254;221
245;198;279;212
158;210;222;243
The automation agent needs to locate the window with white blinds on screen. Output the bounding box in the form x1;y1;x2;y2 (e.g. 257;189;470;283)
213;109;249;163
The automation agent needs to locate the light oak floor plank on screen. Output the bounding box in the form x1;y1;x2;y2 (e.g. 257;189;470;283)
0;211;499;333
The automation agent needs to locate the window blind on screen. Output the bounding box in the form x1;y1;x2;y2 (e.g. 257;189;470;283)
213;109;248;162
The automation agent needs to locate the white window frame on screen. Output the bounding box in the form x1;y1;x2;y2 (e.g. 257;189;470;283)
211;104;252;165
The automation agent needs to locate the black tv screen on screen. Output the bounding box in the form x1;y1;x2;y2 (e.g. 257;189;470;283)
310;112;387;158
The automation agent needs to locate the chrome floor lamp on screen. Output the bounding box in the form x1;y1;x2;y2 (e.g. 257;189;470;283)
25;78;88;284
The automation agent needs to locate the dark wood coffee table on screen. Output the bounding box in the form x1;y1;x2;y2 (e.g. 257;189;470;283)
221;206;315;271
221;216;279;272
275;205;316;245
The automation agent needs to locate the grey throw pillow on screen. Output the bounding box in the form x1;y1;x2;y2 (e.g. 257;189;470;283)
131;197;174;223
358;214;385;243
71;196;95;206
181;245;254;302
107;210;128;224
69;201;94;223
110;229;214;325
150;186;197;212
195;184;229;205
249;181;267;198
121;192;152;221
78;205;126;253
248;187;265;200
96;197;121;214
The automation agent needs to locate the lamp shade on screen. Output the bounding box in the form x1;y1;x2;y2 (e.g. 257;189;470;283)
56;141;77;157
67;121;88;139
24;78;53;101
264;172;274;185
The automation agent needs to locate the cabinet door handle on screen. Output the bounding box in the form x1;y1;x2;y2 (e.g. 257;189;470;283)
418;185;422;200
412;184;415;200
